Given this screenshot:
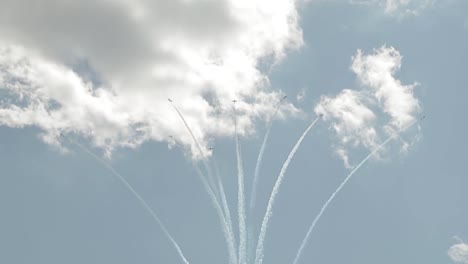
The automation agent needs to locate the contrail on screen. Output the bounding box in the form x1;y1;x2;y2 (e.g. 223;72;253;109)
254;116;320;264
170;102;238;264
212;153;237;255
292;119;420;264
234;104;248;264
66;138;190;264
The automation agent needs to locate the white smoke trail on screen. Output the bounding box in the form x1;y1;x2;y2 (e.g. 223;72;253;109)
255;116;320;264
170;102;219;197
192;162;238;264
171;102;238;264
249;100;283;214
248;100;282;263
292;118;420;264
66;138;190;264
234;104;248;264
212;153;237;262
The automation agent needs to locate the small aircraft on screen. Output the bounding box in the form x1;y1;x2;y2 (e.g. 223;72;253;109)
168;98;173;102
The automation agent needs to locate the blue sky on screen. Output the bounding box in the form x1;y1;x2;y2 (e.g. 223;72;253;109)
1;1;467;263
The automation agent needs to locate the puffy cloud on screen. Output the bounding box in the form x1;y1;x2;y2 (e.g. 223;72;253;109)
315;89;379;168
449;241;468;264
0;0;302;157
315;46;420;167
351;46;420;134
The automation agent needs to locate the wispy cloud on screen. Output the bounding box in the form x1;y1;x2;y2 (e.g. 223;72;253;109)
315;46;421;167
0;0;302;157
296;87;307;103
349;0;434;16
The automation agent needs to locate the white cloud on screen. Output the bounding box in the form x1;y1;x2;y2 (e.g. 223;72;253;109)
315;89;379;168
315;46;421;167
351;46;420;134
449;242;468;264
0;0;302;158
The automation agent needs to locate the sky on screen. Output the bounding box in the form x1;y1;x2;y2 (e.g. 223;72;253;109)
0;0;467;263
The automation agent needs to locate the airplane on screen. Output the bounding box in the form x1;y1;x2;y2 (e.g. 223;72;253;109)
282;95;287;100
168;98;173;102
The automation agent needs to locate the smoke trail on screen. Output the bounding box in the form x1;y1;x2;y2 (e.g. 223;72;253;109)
170;102;219;196
192;162;238;264
255;116;320;264
292;119;420;264
170;102;237;264
247;100;283;263
66;138;190;264
212;153;237;255
234;104;248;264
249;100;283;214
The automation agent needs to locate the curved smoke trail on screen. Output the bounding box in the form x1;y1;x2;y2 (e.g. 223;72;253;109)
171;102;238;264
255;116;320;264
212;154;237;255
249;100;283;215
170;103;219;197
292;119;420;264
67;138;190;264
248;100;282;263
192;162;238;264
234;104;248;264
